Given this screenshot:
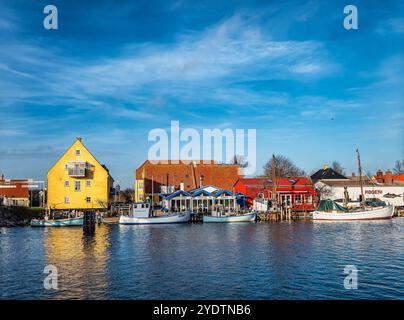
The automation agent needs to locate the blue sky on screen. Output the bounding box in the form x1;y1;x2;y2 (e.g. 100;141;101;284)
0;0;403;188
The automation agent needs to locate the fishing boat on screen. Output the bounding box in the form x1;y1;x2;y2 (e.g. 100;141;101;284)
31;217;83;227
313;199;394;221
313;149;395;221
119;202;191;225
203;212;256;223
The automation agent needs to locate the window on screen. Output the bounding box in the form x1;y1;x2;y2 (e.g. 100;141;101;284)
75;149;81;156
86;196;91;203
295;194;302;204
64;196;70;204
86;180;91;187
307;195;312;204
75;180;81;191
64;180;69;187
139;181;144;189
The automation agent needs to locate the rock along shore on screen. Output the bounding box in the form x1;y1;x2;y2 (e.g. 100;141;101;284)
0;206;45;227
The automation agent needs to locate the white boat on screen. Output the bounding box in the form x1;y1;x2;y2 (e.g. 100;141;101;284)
119;203;191;225
313;199;394;221
203;212;256;223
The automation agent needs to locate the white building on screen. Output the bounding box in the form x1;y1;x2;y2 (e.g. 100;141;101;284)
315;180;404;208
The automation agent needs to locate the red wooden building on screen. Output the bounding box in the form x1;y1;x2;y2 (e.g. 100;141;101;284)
234;177;317;211
0;174;30;206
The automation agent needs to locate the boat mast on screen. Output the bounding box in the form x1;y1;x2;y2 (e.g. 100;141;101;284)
272;154;278;212
356;149;364;205
151;175;154;211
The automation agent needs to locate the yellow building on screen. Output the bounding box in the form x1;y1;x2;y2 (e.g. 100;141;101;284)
47;137;114;211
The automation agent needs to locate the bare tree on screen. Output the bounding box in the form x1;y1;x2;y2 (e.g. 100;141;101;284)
229;155;249;168
315;183;333;200
331;161;345;175
263;154;306;178
393;160;404;175
120;188;135;202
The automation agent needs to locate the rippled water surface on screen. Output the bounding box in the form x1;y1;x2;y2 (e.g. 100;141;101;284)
1;219;403;299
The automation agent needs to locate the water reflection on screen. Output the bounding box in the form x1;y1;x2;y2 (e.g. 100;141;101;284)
43;225;110;299
1;219;403;299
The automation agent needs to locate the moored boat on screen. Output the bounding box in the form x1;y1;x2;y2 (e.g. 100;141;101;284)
31;217;83;227
313;199;394;221
119;202;191;225
203;212;256;223
314;150;396;221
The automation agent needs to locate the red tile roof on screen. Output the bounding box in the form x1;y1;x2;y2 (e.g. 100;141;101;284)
236;177;313;187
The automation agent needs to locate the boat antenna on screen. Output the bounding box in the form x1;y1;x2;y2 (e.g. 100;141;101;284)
356;149;364;205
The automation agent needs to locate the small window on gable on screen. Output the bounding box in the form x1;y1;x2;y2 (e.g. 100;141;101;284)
64;196;70;204
86;196;91;203
64;180;69;187
75;149;81;156
86;180;91;187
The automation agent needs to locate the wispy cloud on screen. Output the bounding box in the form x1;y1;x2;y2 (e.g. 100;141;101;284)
376;18;404;34
0;14;336;119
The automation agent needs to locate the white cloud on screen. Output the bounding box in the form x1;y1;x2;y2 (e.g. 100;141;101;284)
0;14;336;117
376;18;404;34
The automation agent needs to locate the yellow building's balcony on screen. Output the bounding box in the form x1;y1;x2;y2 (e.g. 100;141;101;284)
66;161;92;177
68;168;86;177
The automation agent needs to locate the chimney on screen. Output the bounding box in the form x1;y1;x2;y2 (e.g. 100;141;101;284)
200;175;204;188
77;137;82;142
0;174;4;181
385;170;393;185
376;169;383;183
323;165;328;170
351;172;356;177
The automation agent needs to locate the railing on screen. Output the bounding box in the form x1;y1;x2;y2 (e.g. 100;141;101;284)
68;168;86;177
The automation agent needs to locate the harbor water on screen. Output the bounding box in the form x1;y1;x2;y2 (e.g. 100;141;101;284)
0;219;403;299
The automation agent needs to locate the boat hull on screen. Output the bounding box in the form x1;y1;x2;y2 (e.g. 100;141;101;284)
31;217;83;227
119;211;191;224
313;205;394;221
203;212;256;223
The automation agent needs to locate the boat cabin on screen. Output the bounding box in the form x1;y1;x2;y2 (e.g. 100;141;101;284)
132;202;151;218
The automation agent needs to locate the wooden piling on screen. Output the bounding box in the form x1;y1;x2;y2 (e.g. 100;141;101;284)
83;210;96;235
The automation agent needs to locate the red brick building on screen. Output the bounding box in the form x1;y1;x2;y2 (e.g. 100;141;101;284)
374;169;404;185
234;177;317;211
0;174;30;206
135;160;241;202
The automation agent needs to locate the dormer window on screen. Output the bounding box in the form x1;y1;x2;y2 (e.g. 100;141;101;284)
75;149;81;156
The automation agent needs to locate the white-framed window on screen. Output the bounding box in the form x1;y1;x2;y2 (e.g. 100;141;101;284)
75;149;81;156
139;181;144;189
64;180;69;187
307;195;312;204
64;196;70;204
75;180;81;191
295;194;302;204
65;164;68;170
86;196;91;203
86;179;91;187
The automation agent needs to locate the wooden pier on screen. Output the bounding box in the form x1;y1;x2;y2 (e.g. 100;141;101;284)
257;208;313;221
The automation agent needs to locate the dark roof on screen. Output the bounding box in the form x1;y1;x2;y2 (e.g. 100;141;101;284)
311;168;348;180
